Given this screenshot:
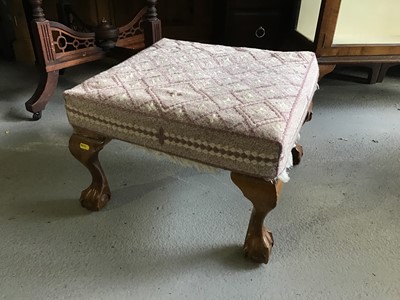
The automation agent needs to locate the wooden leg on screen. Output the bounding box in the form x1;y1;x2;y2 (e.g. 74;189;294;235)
231;172;283;264
68;129;111;211
304;101;313;123
367;63;382;84
294;101;312;165
291;143;304;166
25;70;59;117
318;64;336;81
377;63;398;83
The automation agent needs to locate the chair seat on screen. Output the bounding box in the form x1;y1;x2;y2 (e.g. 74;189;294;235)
64;38;319;180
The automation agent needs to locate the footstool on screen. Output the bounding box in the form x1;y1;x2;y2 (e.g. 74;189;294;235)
64;38;319;264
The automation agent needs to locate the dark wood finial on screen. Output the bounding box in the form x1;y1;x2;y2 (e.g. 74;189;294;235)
143;0;162;46
30;0;46;21
146;0;158;20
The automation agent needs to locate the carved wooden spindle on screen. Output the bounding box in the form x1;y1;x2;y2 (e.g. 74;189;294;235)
69;130;111;211
95;18;119;50
30;0;45;21
143;0;162;46
231;172;283;264
145;0;158;20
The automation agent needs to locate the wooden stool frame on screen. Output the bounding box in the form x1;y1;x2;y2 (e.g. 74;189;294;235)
68;105;313;264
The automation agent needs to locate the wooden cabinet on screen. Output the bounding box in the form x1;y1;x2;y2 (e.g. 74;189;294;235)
56;0;213;42
110;0;214;42
157;0;214;42
0;0;17;60
95;0;296;48
291;0;400;82
216;0;295;50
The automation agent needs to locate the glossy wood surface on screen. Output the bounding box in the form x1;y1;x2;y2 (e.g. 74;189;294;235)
231;173;282;264
24;0;161;118
69;128;111;211
292;0;400;81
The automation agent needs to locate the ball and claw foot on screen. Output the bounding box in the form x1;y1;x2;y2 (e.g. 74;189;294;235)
243;227;274;264
231;172;280;264
32;111;42;121
69;130;111;211
80;185;111;211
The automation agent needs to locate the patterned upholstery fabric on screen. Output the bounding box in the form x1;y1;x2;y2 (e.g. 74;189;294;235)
64;38;319;180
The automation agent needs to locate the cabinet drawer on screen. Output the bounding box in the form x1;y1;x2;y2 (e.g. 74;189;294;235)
225;11;282;49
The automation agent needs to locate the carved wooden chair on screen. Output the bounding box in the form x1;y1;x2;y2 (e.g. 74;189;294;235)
23;0;161;120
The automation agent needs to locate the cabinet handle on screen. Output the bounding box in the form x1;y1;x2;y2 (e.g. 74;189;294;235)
255;26;266;39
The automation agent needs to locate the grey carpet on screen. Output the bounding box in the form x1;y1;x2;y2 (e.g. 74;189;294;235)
0;60;399;299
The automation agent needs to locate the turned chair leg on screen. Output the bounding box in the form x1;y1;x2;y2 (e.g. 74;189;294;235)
69;129;111;211
231;172;283;264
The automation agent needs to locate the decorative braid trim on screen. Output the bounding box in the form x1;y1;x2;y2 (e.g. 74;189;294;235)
66;105;278;167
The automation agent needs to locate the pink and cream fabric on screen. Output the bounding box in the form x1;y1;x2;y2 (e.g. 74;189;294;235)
64;38;319;180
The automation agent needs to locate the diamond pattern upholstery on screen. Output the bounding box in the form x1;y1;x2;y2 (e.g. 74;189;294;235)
64;38;319;179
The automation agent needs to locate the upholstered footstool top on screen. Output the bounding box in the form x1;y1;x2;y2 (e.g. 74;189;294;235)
64;38;318;180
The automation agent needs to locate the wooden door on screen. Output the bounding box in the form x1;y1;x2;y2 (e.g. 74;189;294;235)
315;0;400;57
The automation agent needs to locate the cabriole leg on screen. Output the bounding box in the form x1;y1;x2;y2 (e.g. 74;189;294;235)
69;129;111;211
231;172;283;264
